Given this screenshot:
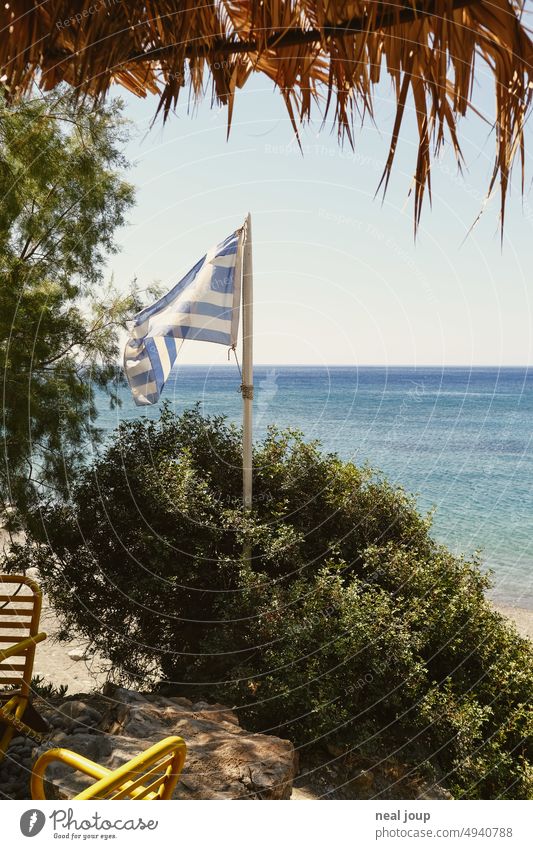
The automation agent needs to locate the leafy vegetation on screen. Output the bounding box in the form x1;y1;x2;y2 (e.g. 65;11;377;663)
30;676;68;701
8;407;533;799
0;91;149;519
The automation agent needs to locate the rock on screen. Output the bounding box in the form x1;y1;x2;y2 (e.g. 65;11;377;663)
291;785;318;800
54;700;103;729
28;686;297;801
43;700;101;734
77;708;102;727
415;782;454;800
49;731;70;747
67;648;91;662
56;700;88;720
346;769;375;794
292;748;455;801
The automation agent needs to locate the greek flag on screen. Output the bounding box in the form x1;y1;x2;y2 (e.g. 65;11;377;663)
124;228;244;406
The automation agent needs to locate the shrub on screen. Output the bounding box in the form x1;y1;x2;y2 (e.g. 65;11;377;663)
7;406;533;799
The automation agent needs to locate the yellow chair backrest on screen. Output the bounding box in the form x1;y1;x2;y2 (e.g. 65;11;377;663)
0;574;45;697
31;736;187;800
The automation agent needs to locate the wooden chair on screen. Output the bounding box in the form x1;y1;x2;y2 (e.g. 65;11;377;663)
0;574;47;761
31;736;187;800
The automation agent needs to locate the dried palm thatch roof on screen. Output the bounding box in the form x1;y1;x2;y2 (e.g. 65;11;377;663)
1;1;532;227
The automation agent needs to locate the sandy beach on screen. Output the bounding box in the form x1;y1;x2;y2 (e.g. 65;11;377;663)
493;604;533;641
34;594;110;693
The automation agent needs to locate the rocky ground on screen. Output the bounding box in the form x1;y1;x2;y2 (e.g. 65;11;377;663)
1;686;453;801
0;686;297;800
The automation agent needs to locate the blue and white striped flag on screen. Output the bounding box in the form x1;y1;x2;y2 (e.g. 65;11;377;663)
124;228;244;406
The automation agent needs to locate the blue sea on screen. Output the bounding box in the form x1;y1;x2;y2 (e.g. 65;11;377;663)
95;366;533;609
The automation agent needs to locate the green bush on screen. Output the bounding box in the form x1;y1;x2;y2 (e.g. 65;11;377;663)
7;406;532;799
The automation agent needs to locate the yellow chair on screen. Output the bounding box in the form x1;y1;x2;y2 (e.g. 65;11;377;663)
0;574;47;761
31;736;187;800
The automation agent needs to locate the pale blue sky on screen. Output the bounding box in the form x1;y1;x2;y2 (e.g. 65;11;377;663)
107;70;533;365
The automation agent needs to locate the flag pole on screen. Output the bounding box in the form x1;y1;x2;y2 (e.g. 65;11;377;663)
241;213;253;518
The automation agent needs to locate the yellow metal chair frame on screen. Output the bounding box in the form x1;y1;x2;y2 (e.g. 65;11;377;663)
31;736;187;800
0;574;47;761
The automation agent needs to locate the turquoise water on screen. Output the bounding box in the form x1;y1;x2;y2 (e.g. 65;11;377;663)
95;366;533;608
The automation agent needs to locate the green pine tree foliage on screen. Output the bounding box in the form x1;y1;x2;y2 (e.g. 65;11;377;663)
0;91;141;518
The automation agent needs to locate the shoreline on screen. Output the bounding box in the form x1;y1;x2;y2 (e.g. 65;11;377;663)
493;603;533;641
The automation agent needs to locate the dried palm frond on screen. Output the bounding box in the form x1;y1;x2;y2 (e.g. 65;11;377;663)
0;1;531;229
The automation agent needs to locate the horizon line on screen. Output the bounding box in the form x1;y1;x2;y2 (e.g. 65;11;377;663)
167;363;533;368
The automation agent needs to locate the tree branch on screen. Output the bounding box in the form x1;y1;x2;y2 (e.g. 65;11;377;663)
22;197;83;263
40;312;120;367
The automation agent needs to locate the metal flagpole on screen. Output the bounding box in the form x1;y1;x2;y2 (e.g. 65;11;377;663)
241;213;253;515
